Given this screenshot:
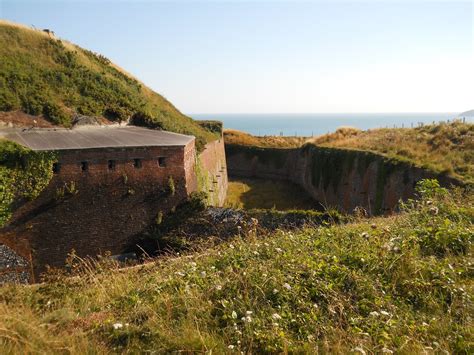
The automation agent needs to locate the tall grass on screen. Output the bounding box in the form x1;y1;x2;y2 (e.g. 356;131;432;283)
0;180;472;353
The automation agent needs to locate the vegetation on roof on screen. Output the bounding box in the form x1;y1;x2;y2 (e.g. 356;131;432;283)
0;21;217;149
0;180;472;353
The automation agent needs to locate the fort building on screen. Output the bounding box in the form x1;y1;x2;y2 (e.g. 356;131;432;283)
0;126;211;283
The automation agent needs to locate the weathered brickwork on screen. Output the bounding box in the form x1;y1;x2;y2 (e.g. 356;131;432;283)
198;139;228;206
225;144;461;215
1;141;197;282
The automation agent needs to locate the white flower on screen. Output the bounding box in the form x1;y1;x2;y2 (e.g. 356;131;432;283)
112;323;123;330
246;311;253;315
275;248;283;253
200;271;207;277
216;285;222;291
229;244;235;249
380;310;390;316
175;271;185;277
369;311;379;317
231;311;237;319
272;313;282;320
242;316;252;323
381;348;393;354
273;288;279;294
360;232;369;239
228;344;235;349
283;283;292;290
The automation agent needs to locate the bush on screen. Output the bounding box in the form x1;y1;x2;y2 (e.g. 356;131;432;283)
42;102;70;126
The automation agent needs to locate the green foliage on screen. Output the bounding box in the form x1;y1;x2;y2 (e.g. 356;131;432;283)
0;139;56;226
402;179;473;257
167;176;176;196
0;22;218;149
153;192;207;237
0;180;471;353
197;120;223;135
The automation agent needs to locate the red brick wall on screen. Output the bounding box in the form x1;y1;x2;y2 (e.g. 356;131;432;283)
198;138;228;206
1;141;197;282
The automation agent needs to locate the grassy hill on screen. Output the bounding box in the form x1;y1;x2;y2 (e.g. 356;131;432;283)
311;122;473;184
0;21;217;148
0;180;472;353
224;121;474;184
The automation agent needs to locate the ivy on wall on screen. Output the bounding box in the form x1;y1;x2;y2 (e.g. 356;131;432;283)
0;140;56;227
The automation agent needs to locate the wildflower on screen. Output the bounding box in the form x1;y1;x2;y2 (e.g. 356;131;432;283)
272;313;282;320
380;310;390;316
429;206;439;215
231;311;238;319
112;323;123;330
200;271;207;277
216;285;222;291
253;251;259;256
228;345;235;349
275;247;283;253
175;271;185;277
283;283;292;290
369;311;379;317
381;348;393;354
360;232;369;239
273;288;279;294
246;311;253;315
229;244;235;249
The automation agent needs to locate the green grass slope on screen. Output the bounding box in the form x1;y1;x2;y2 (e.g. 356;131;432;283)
0;21;217;148
1;180;472;353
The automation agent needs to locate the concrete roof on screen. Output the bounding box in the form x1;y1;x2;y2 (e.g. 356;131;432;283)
0;126;194;151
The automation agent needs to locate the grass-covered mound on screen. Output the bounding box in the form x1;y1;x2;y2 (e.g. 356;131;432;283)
0;21;217;149
0;180;472;353
311;122;474;184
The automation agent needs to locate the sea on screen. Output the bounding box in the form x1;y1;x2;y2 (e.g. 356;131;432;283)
190;113;471;137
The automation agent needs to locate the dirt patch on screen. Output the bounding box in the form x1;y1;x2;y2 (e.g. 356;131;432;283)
0;111;54;128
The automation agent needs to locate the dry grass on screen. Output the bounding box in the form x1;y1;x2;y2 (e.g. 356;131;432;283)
224;129;308;148
310;121;474;183
0;181;472;353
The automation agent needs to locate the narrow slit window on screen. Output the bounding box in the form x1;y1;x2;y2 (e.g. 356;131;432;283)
158;157;167;167
52;162;61;174
108;160;116;170
81;161;89;172
133;158;142;169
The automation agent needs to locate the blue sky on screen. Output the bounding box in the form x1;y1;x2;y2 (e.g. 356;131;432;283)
1;0;473;113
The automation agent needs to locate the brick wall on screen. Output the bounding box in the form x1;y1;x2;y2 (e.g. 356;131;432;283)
198;138;228;206
1;140;198;282
225;144;461;215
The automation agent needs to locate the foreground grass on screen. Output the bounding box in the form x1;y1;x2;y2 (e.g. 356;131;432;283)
0;180;473;353
225;177;320;210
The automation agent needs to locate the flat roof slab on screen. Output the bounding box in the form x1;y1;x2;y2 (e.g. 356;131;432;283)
0;126;194;151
